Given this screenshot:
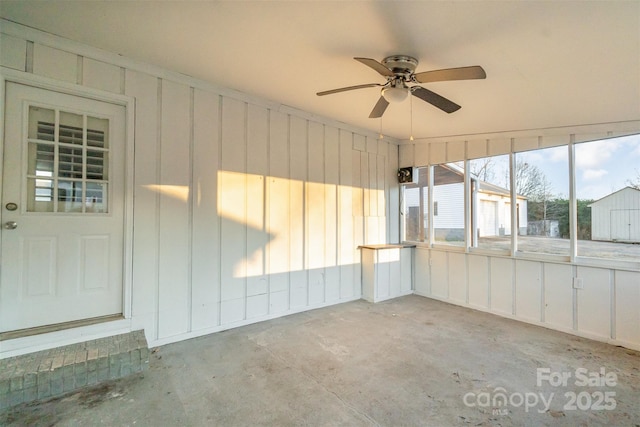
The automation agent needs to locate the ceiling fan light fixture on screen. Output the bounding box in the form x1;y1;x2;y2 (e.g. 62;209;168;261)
382;86;409;103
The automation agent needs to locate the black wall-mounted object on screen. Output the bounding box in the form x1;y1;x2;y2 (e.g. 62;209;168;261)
397;167;418;184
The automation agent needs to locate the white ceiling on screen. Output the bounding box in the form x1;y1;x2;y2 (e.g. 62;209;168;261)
1;1;639;140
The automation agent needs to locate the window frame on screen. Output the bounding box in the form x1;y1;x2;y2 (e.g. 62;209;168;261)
400;134;640;271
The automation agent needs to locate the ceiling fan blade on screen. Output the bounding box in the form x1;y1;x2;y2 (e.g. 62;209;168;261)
354;57;394;77
413;66;486;84
317;83;382;96
369;96;390;118
411;86;461;113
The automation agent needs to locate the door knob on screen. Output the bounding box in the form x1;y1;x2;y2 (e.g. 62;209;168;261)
4;221;17;230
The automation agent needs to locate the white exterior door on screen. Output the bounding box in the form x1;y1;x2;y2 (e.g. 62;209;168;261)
611;209;640;241
479;200;497;237
1;82;126;333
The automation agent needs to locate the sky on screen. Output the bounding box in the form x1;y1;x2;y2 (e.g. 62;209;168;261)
471;134;640;201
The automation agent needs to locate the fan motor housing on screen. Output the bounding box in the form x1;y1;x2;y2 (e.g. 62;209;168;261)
382;55;419;75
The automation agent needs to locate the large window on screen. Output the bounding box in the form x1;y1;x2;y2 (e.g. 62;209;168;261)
433;163;465;246
469;154;510;252
515;146;569;256
402;134;640;266
402;167;428;242
575;135;640;262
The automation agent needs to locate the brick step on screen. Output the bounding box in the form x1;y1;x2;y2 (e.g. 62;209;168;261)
0;330;149;410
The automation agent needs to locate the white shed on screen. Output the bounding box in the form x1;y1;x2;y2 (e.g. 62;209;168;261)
589;187;640;243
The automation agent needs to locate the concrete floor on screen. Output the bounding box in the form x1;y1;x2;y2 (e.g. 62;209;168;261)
2;295;639;426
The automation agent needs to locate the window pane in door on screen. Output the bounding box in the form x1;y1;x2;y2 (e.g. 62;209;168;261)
26;177;54;212
87;116;108;148
28;107;54;141
59;112;83;145
86;183;107;213
86;149;106;180
58;146;83;179
58;180;83;213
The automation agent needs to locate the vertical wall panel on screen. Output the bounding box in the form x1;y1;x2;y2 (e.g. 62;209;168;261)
576;266;611;339
387;143;400;243
324;127;340;302
246;105;268;310
540;134;570;149
543;263;574;330
125;70;159;338
414;143;429;166
467;255;489;308
366;136;378;153
352;149;364;296
488;137;511;156
246;294;268;319
245;181;267;307
615;270;640;345
515;260;542;322
268;111;290;310
83;58;121;93
289;116;307;307
220;97;247;323
377;139;388;157
447;140;465;162
399;143;414;167
33;44;77;83
400;248;412;293
307;121;325;305
377;154;386;241
368;152;378;216
158;80;191;338
430;142;446;164
339;130;355;299
490;257;513;315
361;152;370;217
513;136;538;152
430;251;448;298
466;139;488;160
0;33;26;70
448;252;467;303
414;248;430;295
353;134;366;151
191;89;220;330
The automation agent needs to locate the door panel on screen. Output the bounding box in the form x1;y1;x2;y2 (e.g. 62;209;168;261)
1;82;125;333
610;210;630;241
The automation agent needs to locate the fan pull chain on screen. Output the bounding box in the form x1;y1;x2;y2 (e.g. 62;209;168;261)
379;116;384;139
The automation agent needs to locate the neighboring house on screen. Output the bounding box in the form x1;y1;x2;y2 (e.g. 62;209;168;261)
473;179;528;239
589;186;640;243
404;164;528;242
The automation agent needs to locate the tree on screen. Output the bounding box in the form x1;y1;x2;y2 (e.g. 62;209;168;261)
627;168;640;190
513;161;549;201
470;158;496;182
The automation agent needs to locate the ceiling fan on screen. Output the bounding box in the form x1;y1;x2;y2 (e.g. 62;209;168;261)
316;55;486;118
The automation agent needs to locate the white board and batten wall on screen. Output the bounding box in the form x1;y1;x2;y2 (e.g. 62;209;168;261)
0;21;400;356
402;132;640;351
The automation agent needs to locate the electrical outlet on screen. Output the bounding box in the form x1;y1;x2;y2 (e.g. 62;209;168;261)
572;277;584;289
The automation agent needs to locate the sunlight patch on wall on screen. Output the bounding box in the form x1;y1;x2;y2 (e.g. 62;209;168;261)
217;170;386;279
143;184;189;202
